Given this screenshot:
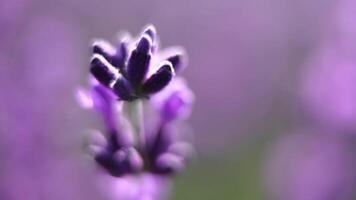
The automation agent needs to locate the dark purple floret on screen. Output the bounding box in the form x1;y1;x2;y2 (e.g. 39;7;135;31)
143;25;156;42
113;76;134;101
114;41;128;72
90;55;117;87
167;54;184;72
92;40;128;72
95;148;141;176
145;125;187;175
93;41;113;62
93;132;143;177
127;35;152;88
142;62;174;95
88;25;190;101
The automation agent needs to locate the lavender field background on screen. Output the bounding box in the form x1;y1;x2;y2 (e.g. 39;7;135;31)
2;0;356;199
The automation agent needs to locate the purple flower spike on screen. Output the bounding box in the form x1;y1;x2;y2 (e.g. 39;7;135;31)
127;34;152;87
88;25;188;101
90;54;118;87
142;61;175;96
79;25;194;197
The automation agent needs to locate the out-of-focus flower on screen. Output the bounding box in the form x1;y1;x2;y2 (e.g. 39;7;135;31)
89;25;187;101
299;45;356;132
265;129;356;200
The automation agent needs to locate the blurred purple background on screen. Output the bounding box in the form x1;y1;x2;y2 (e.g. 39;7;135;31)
2;0;356;199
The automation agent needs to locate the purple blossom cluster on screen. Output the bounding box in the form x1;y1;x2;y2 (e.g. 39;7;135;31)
76;25;194;200
89;25;186;101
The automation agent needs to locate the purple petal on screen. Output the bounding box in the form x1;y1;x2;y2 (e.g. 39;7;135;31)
91;83;117;131
126;147;144;172
161;92;186;122
113;40;128;72
95;147;140;177
152;77;195;122
92;39;116;63
160;47;187;73
74;87;93;109
90;54;118;87
95;151;125;177
112;147;143;174
167;55;184;72
142;24;157;43
146;126;172;161
136;34;152;53
93;39;127;71
142;61;174;95
112;75;134;101
126;35;152;87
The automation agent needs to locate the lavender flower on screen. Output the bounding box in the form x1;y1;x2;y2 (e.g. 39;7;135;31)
77;25;194;200
90;25;187;101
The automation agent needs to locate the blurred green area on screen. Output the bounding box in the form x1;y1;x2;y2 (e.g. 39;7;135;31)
171;145;266;200
168;127;279;200
171;108;289;200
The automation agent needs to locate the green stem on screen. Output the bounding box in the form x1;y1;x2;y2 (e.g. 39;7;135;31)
122;100;144;147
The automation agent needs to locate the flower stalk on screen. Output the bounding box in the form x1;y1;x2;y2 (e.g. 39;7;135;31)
122;100;145;147
77;24;195;200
